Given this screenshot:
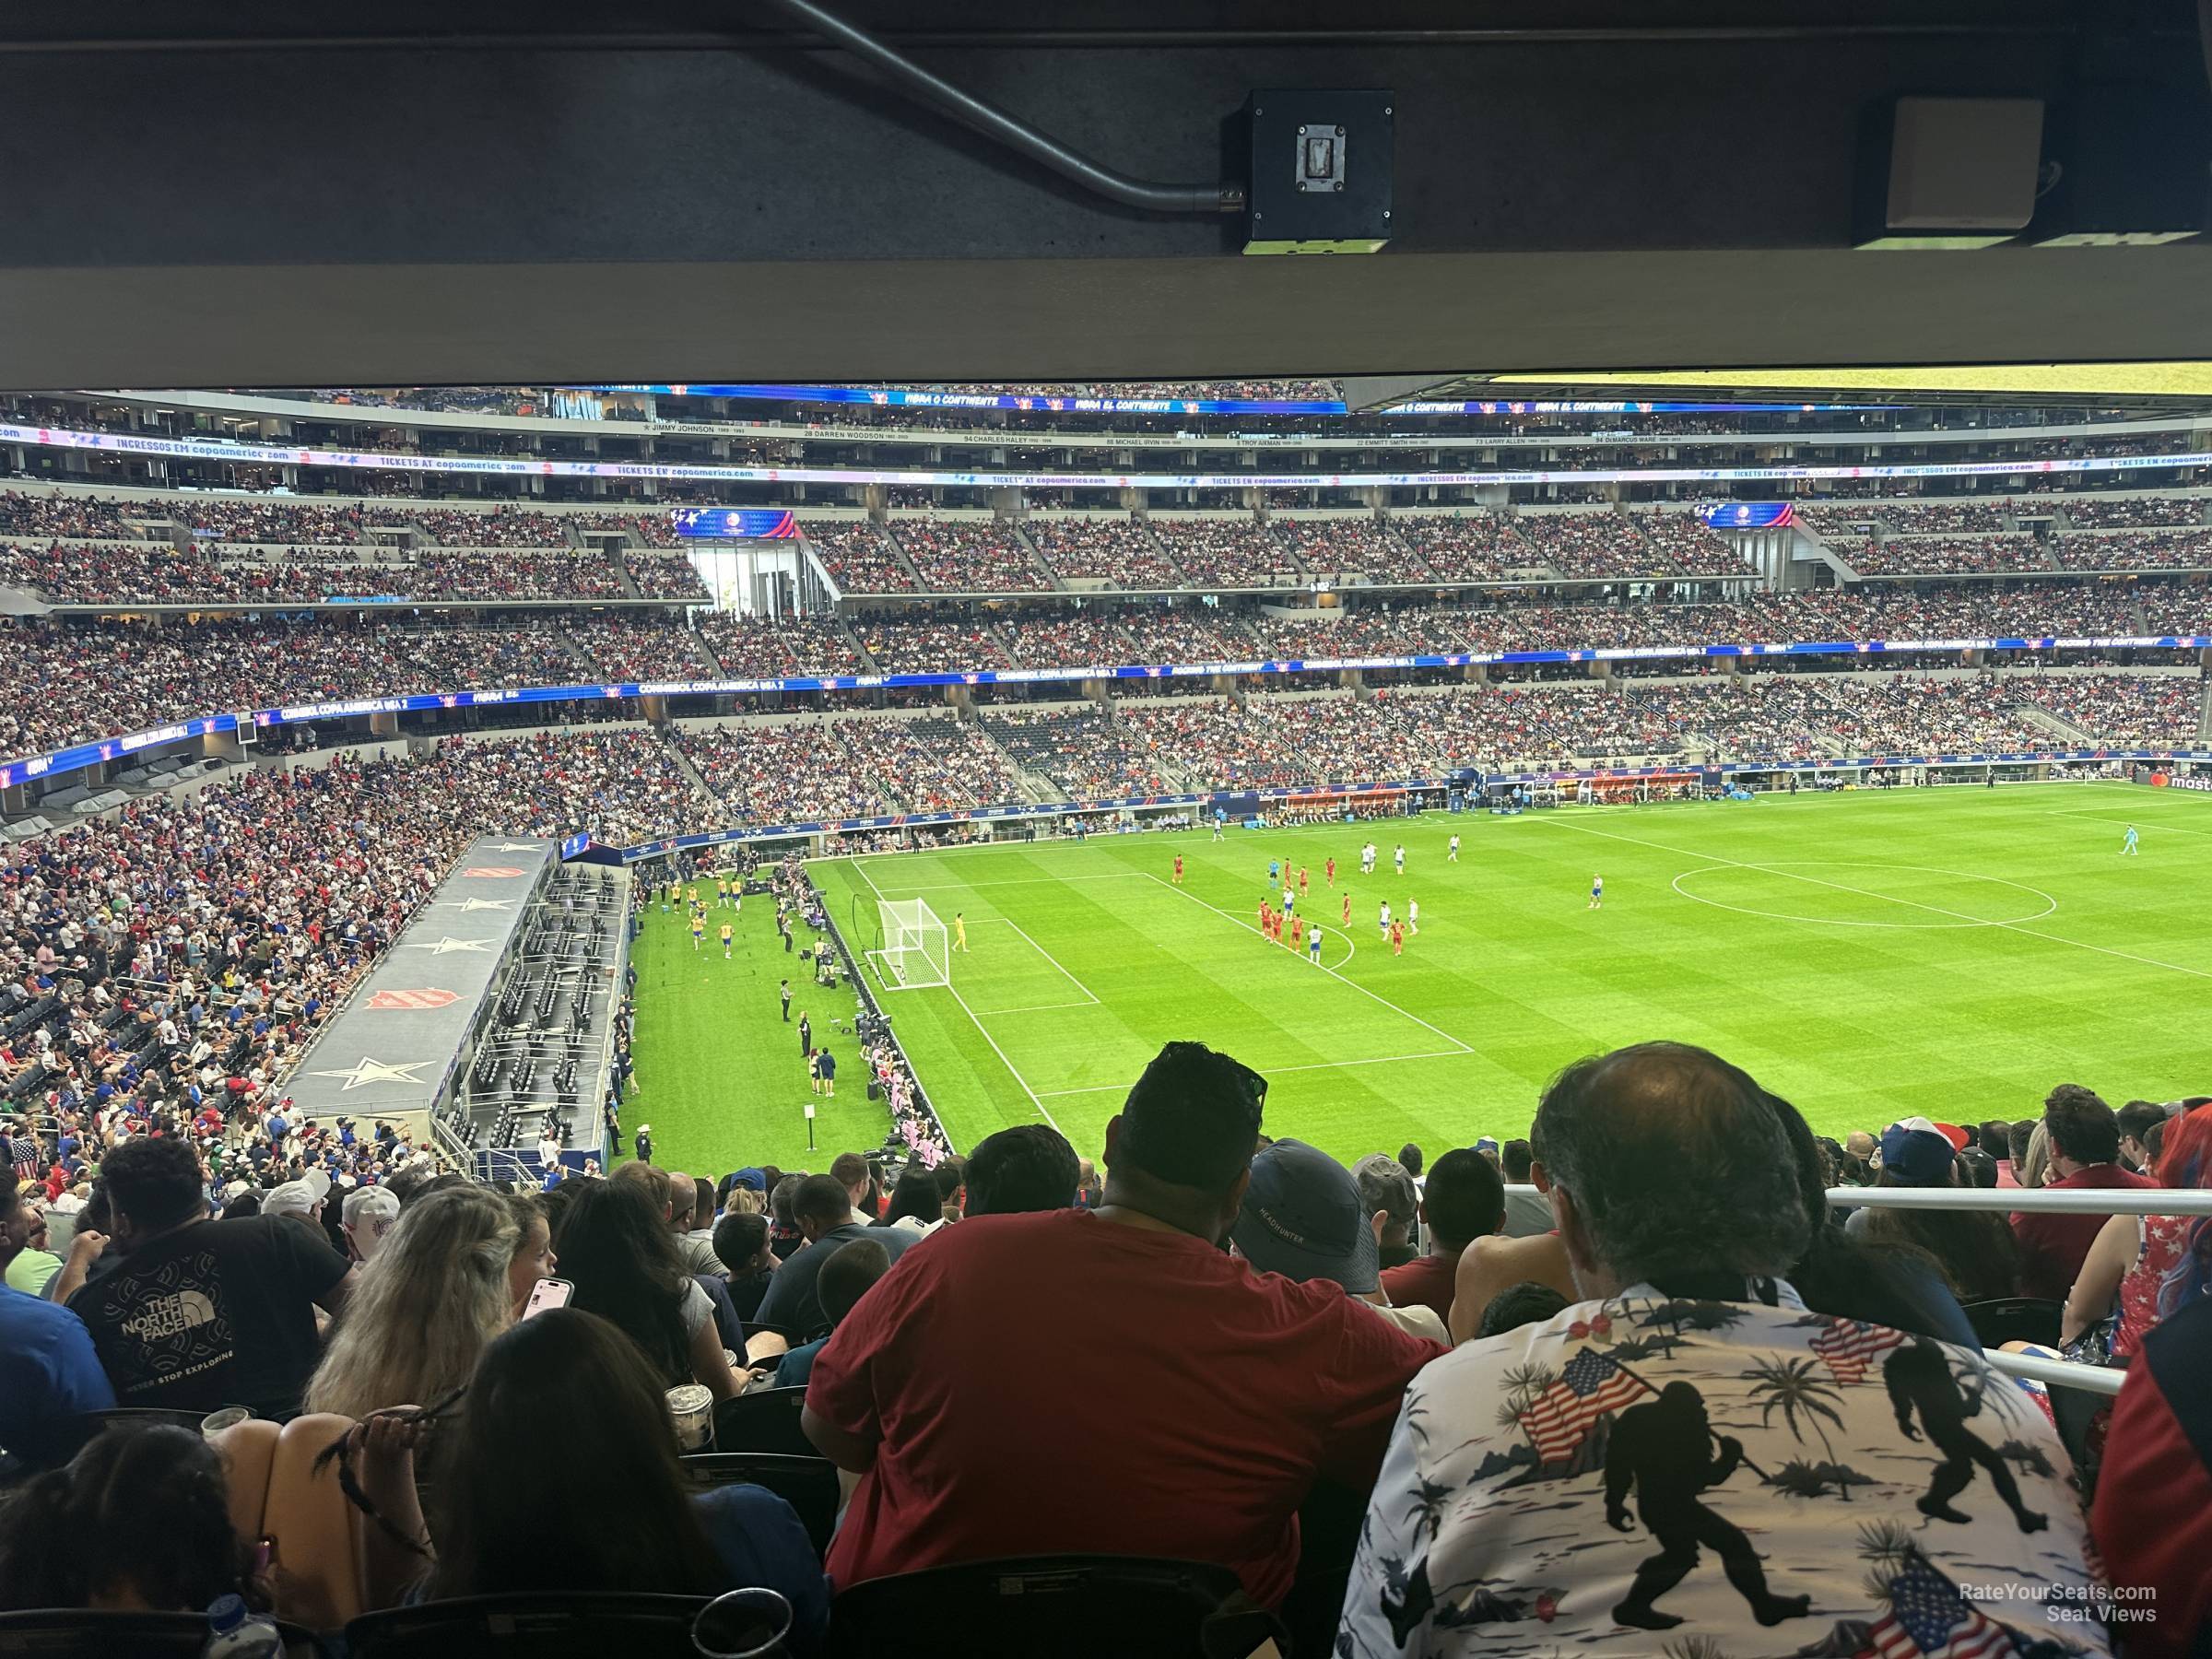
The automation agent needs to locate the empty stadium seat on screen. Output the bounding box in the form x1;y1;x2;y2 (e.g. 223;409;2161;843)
1961;1297;2065;1349
828;1556;1288;1659
682;1452;841;1559
712;1387;814;1458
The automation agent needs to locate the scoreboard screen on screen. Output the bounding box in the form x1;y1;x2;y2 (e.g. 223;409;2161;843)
671;508;798;540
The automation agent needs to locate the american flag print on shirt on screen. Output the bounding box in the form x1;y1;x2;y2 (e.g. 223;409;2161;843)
1868;1554;2021;1659
1515;1347;1646;1463
1809;1316;1908;1385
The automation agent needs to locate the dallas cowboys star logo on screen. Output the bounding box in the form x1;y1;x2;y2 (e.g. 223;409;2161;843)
307;1056;433;1091
432;898;516;912
403;935;494;954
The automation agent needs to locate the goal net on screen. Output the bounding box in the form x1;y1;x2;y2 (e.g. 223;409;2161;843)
867;898;950;991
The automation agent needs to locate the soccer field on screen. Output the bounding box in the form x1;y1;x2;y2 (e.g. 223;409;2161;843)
629;782;2212;1176
782;782;2212;1164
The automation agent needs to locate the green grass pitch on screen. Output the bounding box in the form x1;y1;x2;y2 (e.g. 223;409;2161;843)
629;782;2212;1175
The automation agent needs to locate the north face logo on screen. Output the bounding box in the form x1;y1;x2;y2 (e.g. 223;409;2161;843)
122;1288;218;1341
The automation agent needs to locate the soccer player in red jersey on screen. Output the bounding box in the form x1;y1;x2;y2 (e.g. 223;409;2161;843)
1173;853;1184;886
1298;865;1310;898
1341;892;1351;926
1390;920;1406;957
1291;916;1305;950
1325;855;1336;888
1256;898;1269;935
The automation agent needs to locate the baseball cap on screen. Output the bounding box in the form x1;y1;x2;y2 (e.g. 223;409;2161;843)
263;1168;332;1218
732;1168;767;1193
1351;1152;1418;1228
1929;1121;1971;1151
1877;1122;1958;1186
341;1185;402;1257
1230;1138;1380;1295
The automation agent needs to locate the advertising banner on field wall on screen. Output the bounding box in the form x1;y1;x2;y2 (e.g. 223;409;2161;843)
579;753;2211;861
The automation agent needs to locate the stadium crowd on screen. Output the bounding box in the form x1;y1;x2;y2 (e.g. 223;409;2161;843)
1271;518;1431;583
884;521;1052;594
2055;530;2212;573
1147;519;1298;588
1024;519;1184;590
6;1039;2205;1653
1848;535;2052;577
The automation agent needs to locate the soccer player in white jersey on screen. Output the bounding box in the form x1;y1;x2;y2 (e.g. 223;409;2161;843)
1589;873;1604;910
1308;924;1324;964
1379;900;1392;936
1407;898;1420;935
1394;843;1406;875
1447;833;1460;863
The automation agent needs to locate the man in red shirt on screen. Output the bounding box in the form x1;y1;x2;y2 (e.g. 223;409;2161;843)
803;1041;1446;1606
2012;1084;2156;1300
1379;1147;1504;1326
2092;1291;2212;1657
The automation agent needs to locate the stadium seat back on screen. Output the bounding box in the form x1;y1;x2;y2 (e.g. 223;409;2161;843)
0;1609;318;1659
345;1593;712;1659
829;1556;1289;1659
712;1386;814;1457
1961;1297;2065;1349
682;1452;841;1559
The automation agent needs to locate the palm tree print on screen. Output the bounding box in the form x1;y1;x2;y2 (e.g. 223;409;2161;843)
1747;1355;1846;1462
1403;1477;1453;1547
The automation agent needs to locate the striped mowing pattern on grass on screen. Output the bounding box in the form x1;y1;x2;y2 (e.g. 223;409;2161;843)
631;783;2212;1175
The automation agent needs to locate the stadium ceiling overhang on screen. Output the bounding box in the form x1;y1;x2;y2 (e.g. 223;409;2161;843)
7;421;2207;491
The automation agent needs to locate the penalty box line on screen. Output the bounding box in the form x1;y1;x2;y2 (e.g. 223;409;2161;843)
846;857;1065;1136
1139;873;1475;1056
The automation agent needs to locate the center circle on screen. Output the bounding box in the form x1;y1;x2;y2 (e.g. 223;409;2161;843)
1669;861;2059;930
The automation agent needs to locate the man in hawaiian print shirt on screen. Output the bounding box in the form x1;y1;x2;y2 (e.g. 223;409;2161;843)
1341;1041;2108;1656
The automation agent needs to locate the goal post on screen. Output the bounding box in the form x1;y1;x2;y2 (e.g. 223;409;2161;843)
866;898;950;991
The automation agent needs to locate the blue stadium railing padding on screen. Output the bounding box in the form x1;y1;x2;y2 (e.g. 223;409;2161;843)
6;636;2208;793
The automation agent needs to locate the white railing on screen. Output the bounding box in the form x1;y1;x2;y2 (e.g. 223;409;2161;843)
1827;1186;2212;1216
1493;1181;2194;1395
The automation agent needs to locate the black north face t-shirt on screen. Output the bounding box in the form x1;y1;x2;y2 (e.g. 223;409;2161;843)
69;1216;349;1419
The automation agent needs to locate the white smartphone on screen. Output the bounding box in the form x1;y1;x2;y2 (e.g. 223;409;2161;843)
523;1277;574;1319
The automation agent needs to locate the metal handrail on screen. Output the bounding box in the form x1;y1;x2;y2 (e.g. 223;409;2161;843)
1490;1182;2174;1396
1825;1186;2212;1216
1498;1182;2212;1217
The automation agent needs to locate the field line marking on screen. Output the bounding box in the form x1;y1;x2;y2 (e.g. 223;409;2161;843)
845;855;1065;1133
985;917;1100;1004
2043;811;2212;841
1035;1048;1467;1098
1533;814;2212;984
975;1000;1100;1016
1140;873;1475;1053
874;873;1153;891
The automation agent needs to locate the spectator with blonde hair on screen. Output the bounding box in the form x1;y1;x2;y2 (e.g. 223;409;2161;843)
305;1184;518;1420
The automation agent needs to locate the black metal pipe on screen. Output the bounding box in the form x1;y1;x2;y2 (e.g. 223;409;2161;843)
749;0;1245;215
